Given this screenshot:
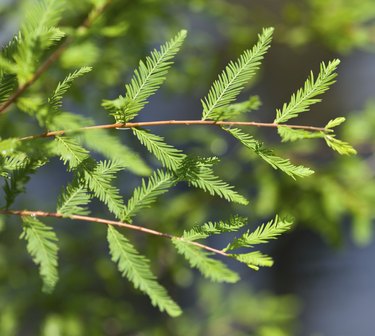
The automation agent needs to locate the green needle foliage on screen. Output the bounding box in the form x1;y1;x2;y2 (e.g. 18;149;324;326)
132;128;185;170
0;74;16;104
84;160;125;218
14;0;65;84
225;127;314;179
176;157;249;204
273;60;355;153
53;136;90;170
201;27;273;120
324;117;358;155
123;169;175;222
176;215;288;272
20;216;59;293
182;215;248;241
103;30;187;123
107;225;182;317
277;126;325;142
275;60;340;124
48;67;92;111
57;181;90;216
226;216;293;250
231;251;274;271
0;0;357;318
172;239;240;283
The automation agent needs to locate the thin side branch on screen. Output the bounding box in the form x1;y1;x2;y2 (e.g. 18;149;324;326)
0;0;112;115
0;209;229;257
19;119;327;141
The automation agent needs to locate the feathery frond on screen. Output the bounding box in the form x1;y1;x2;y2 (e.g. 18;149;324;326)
123;170;175;222
53;136;90;170
84;160;125;218
225;127;314;179
277;126;325;142
0;74;17;104
201;28;273;120
172;239;240;283
275;59;340;123
107;226;181;317
224;127;258;150
325;117;346;129
182;215;248;241
324;134;357;155
3;152;30;171
276;116;355;156
257;150;314;179
57;181;91;216
0;138;21;156
48;67;92;113
104;30;187;123
20;216;59;293
177;157;248;204
53;136;126;217
14;0;66;83
132;128;185;170
226;216;293;251
1;140;51;172
231;251;273;270
321;117;357;155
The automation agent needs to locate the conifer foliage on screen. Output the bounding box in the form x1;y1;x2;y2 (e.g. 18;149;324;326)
0;0;356;316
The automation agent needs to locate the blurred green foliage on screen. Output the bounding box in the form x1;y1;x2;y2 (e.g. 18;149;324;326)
0;0;374;334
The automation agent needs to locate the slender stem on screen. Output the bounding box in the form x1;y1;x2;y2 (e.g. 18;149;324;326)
19;119;327;141
0;209;230;257
0;0;112;115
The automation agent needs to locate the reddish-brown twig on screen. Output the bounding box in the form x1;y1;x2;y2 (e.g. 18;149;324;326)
0;209;230;257
19;119;327;141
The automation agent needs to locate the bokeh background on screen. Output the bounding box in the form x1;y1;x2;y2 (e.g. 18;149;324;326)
0;0;375;335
